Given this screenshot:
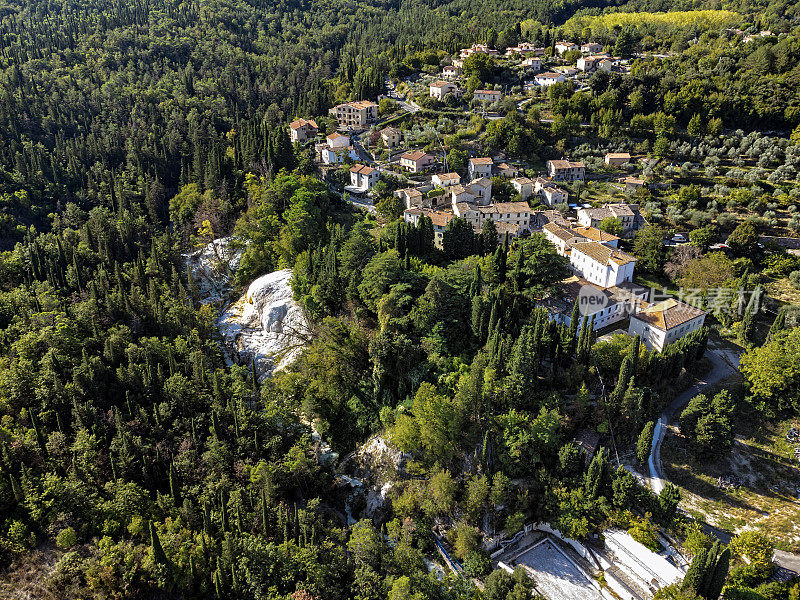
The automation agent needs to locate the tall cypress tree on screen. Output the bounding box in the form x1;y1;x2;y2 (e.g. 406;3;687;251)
149;520;167;564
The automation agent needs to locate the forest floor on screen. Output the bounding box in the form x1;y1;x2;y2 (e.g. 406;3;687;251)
663;406;800;551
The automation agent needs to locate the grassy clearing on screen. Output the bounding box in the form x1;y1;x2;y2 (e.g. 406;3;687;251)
663;403;800;550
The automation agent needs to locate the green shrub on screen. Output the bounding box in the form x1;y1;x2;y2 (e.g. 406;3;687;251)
56;527;77;549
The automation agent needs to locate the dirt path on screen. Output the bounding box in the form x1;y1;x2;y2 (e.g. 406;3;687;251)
648;341;742;494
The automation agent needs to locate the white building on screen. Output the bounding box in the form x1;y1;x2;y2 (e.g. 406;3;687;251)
432;172;461;187
450;177;492;206
522;57;542;71
318;133;358;164
569;242;636;288
533;177;569;207
628;299;706;352
555;41;578;54
443;65;461;79
468;157;493;180
430;80;459;100
581;42;603;54
534;72;566;87
548;277;649;332
348;164;379;192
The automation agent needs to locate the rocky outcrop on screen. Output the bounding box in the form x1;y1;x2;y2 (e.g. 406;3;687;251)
218;269;310;379
184;237;242;303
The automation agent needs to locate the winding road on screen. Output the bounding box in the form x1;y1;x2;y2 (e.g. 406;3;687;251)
647;341;742;494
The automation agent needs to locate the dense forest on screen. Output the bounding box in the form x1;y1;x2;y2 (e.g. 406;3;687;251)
2;0;800;598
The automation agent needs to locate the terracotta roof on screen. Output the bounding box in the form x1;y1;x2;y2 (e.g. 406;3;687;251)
606;152;631;160
493;201;531;213
470;177;492;188
381;127;401;135
632;298;705;331
475;89;501;95
401;151;431;161
430;80;454;88
512;177;534;185
494;222;520;234
349;100;377;109
580;206;613;220
435;172;460;181
610;204;635;217
558;275;648;308
571;242;636;267
570;225;619;243
326;132;348;141
537;72;563;79
535;210;570;228
290;118;318;130
350;164;376;175
544;222;577;242
541;186;566;195
470;157;493;165
429;211;456;228
548;159;585;169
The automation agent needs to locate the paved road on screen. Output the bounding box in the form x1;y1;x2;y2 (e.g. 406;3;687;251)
647;342;742;494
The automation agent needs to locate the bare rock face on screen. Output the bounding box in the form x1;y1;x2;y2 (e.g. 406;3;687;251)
218;269;310;379
184;237;242;303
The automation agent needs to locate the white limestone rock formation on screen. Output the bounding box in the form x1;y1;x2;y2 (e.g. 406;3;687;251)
218;269;310;379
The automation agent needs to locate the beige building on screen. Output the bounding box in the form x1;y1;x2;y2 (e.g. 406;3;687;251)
547;159;585;181
468;157;493;180
403;208;456;247
511;177;534;199
432;172;461;187
629;299;706;351
288;118;318;143
330;101;378;128
473;89;502;102
381;127;402;149
400;151;435;173
581;42;603;53
604;152;631;167
577;203;648;237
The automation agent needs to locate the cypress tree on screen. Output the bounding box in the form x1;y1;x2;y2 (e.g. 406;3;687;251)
767;307;786;342
169;462;181;506
29;410;47;457
566;301;580;357
636;421;655;464
739;305;755;344
682;547;709;594
149;520;167;564
703;547;730;600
